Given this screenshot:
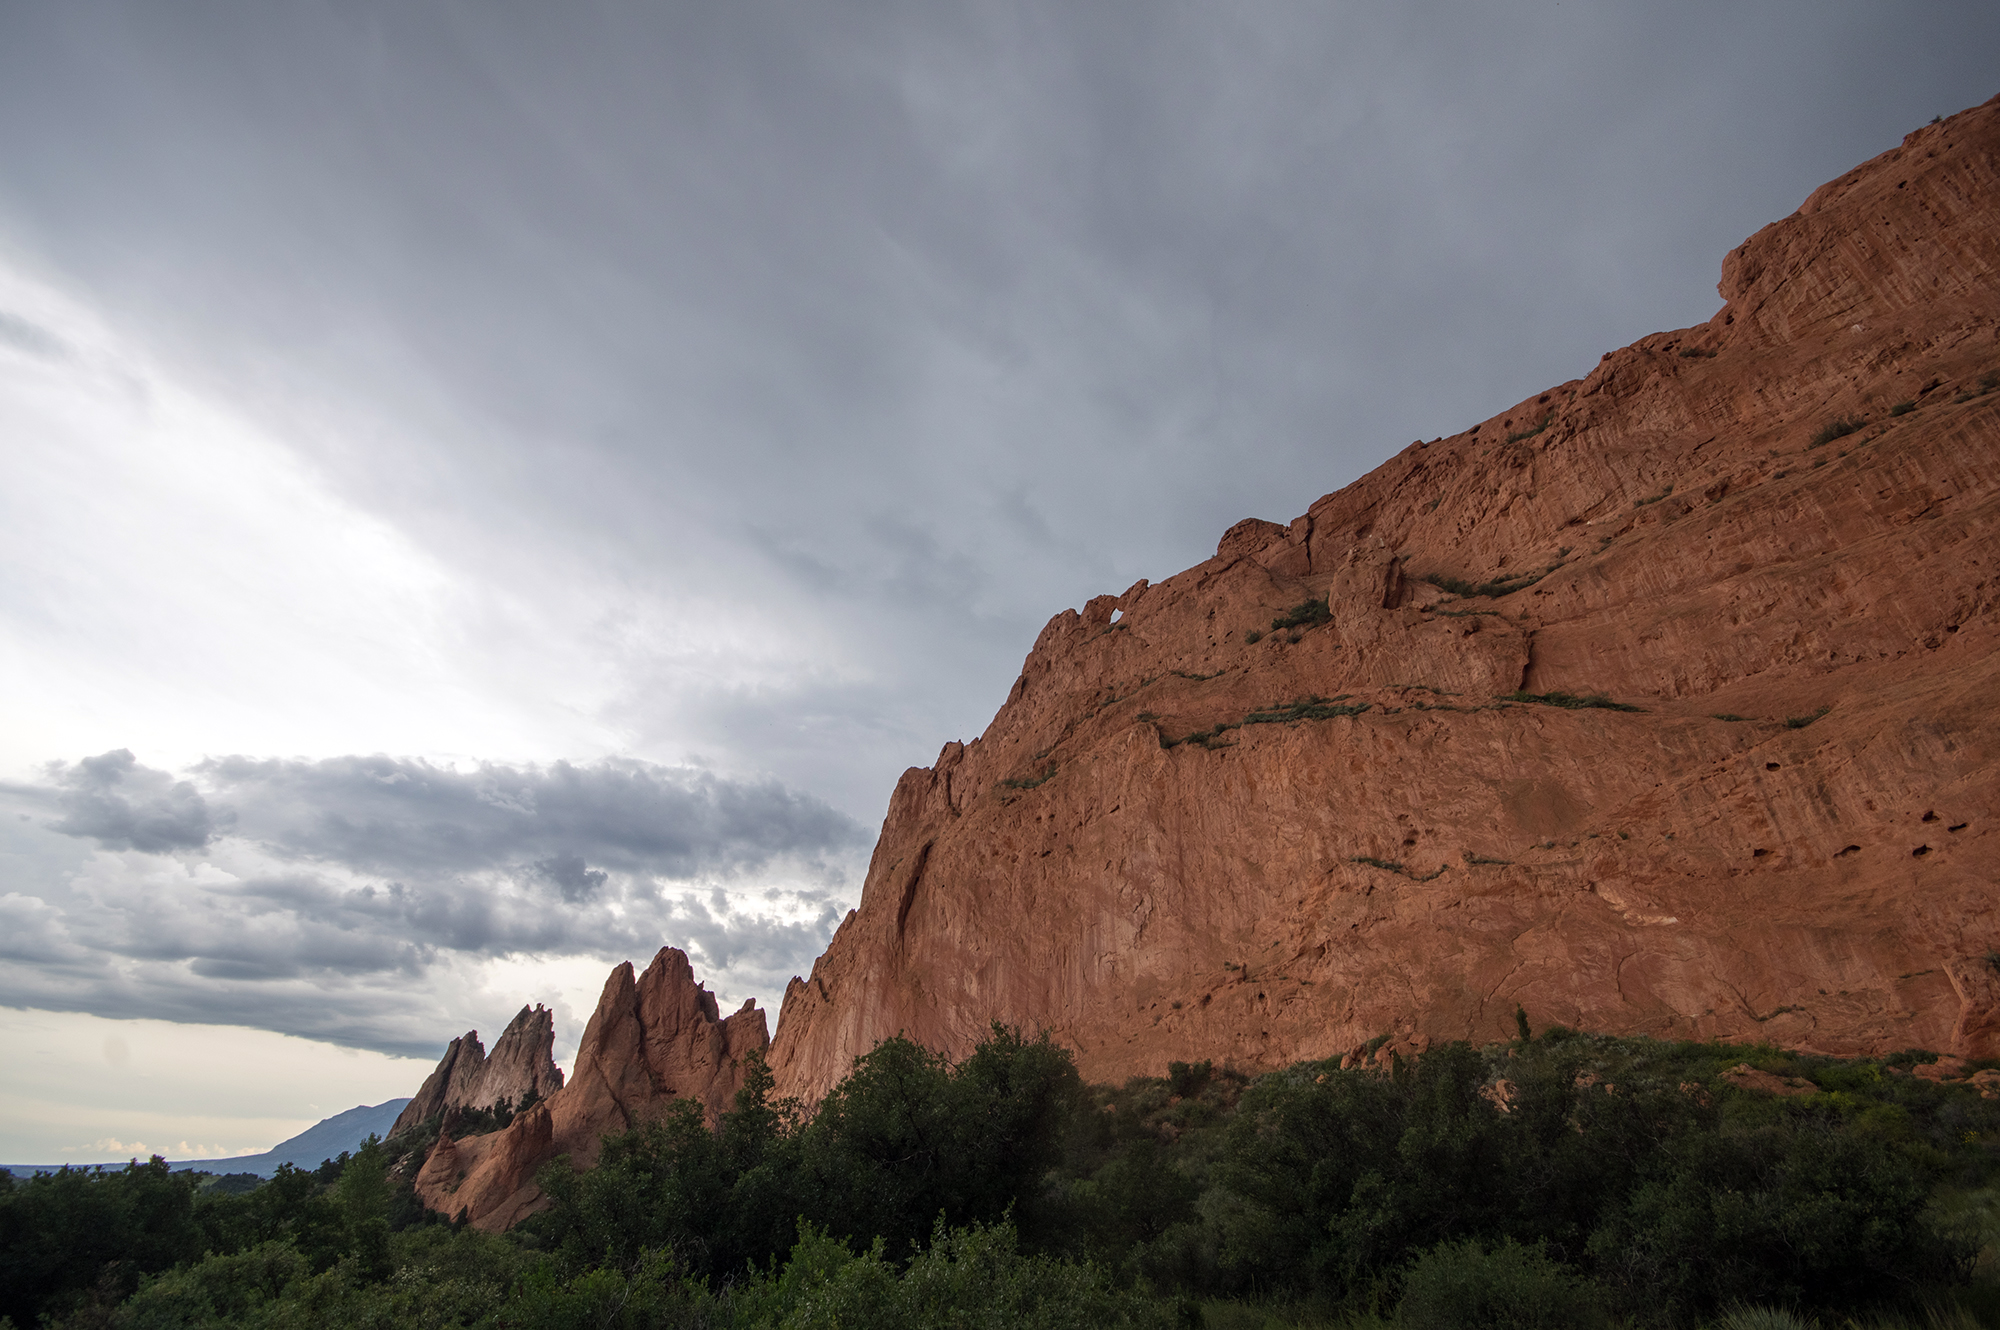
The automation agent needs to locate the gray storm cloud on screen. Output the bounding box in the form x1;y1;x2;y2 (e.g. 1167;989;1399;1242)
190;753;864;879
0;752;867;1056
45;748;219;852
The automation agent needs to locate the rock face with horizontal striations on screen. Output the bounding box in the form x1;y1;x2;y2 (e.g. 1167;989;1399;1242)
414;947;767;1231
389;1004;564;1139
766;95;2000;1106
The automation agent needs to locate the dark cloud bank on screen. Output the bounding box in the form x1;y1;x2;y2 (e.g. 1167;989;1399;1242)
1;752;868;1057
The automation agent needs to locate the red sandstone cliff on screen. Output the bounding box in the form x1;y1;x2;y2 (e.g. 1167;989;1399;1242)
767;97;2000;1105
390;1003;565;1138
415;947;767;1230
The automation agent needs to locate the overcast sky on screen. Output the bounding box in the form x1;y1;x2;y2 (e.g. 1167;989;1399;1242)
2;1;1995;1161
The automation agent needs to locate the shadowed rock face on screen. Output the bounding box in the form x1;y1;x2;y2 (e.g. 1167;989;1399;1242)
414;947;767;1231
390;1004;564;1139
767;95;2000;1106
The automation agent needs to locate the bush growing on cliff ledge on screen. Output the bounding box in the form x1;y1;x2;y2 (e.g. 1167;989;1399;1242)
1501;689;1645;712
1270;597;1331;630
1426;568;1549;598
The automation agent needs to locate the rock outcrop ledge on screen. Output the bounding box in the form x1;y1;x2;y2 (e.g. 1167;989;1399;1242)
414;947;767;1230
389;1004;565;1139
767;96;2000;1105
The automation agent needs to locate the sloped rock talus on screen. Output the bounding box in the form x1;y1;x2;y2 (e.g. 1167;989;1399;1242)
768;96;2000;1105
389;1004;565;1138
415;947;767;1231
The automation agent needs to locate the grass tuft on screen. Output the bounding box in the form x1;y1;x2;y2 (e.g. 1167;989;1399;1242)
1243;697;1370;724
1501;690;1644;713
998;763;1057;791
1505;414;1553;444
1426;568;1549;599
1161;723;1237;751
1350;855;1448;881
1715;1305;1820;1330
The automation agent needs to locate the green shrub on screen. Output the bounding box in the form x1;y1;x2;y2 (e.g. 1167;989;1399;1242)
1506;415;1552;444
1889;401;1916;417
734;1219;1174;1330
1426;569;1548;599
1784;706;1830;729
1588;1116;1965;1316
1243;697;1369;725
1271;598;1331;631
1500;690;1643;713
1000;763;1058;791
105;1241;307;1328
0;1158;206;1326
1161;722;1239;750
1810;417;1862;447
1243;630;1263;644
1397;1238;1607;1330
527;1028;1084;1282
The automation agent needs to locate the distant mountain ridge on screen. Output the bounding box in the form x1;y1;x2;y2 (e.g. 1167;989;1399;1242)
2;1098;411;1179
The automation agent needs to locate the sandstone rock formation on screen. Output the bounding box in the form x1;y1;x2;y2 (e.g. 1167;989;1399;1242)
415;946;767;1230
768;96;2000;1105
390;1004;565;1138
